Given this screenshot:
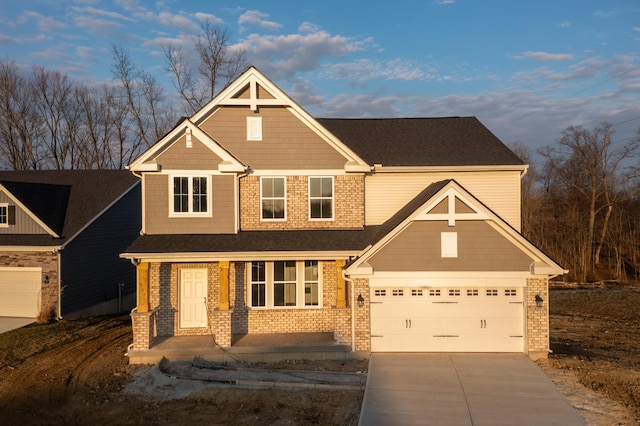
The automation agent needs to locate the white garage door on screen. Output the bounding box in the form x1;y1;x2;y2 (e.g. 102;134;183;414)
370;285;524;352
0;268;42;318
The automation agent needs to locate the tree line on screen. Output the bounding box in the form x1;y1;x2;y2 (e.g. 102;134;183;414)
1;23;639;283
0;23;246;170
513;122;640;283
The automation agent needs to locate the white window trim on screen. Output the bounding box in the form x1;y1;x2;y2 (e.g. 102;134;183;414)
0;203;8;227
168;174;212;217
247;261;323;309
308;176;335;221
260;176;286;222
247;116;262;141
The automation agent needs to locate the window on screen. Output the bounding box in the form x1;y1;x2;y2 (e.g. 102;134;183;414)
247;116;262;141
274;261;296;306
467;289;479;296
429;289;441;297
448;289;461;296
0;204;7;227
251;261;266;307
171;176;210;215
261;177;286;220
392;289;404;296
411;289;424;297
304;260;319;306
505;289;517;296
248;260;322;308
309;177;333;220
374;289;387;297
486;289;498;296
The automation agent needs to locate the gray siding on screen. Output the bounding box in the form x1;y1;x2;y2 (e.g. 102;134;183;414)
60;184;141;316
0;191;48;234
369;220;533;272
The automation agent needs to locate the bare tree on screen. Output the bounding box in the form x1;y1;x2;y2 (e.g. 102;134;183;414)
111;45;176;149
539;122;640;281
162;22;247;115
0;59;42;169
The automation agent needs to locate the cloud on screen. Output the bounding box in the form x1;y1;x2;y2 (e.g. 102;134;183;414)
156;12;198;33
433;0;455;4
0;33;11;43
71;6;134;22
236;30;372;79
194;12;224;25
513;51;574;61
239;10;282;32
557;21;571;28
24;10;67;32
324;59;432;81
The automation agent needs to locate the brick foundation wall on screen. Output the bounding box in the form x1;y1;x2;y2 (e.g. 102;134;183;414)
239;174;364;230
0;251;59;320
526;277;549;359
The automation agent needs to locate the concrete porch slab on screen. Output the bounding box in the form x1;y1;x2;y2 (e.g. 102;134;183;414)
127;332;359;364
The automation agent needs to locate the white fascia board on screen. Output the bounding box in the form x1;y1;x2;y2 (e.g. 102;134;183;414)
372;164;528;173
218;161;247;173
0;183;60;238
131;162;160;172
120;250;358;263
530;262;567;275
0;245;61;252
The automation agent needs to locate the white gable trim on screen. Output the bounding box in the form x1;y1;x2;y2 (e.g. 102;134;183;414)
0;183;60;238
128;119;247;173
345;180;565;276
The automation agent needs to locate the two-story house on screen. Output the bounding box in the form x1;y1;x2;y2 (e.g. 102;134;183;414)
121;66;564;363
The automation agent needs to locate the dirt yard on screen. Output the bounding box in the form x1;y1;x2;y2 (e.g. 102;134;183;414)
544;283;640;425
0;285;638;425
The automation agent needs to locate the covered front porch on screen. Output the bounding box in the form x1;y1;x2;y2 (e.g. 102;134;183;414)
126;332;356;364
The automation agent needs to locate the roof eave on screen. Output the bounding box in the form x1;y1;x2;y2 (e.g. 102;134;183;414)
373;164;528;173
120;250;360;262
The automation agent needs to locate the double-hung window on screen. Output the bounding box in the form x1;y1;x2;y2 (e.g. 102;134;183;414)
249;260;322;308
309;177;333;220
0;203;8;227
171;175;210;215
261;177;285;220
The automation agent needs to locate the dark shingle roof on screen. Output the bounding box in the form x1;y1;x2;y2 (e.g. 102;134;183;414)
317;117;524;167
0;170;139;246
125;181;452;256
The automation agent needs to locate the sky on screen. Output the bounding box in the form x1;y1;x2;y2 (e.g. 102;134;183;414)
1;0;639;161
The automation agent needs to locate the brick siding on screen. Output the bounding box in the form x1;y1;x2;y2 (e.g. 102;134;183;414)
526;277;549;358
0;251;58;320
239;174;364;230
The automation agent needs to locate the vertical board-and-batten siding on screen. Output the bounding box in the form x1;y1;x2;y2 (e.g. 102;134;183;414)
144;174;236;234
199;106;348;170
59;184;141;316
365;171;522;230
0;192;49;234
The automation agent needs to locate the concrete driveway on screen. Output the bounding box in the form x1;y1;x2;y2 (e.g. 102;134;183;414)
0;317;35;334
359;353;585;426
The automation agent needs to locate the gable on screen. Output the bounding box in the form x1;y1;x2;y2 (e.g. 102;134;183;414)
368;220;534;272
0;181;70;236
0;190;49;235
155;133;225;170
200;106;349;170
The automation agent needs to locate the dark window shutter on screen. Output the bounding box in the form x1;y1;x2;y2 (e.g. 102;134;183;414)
8;205;16;225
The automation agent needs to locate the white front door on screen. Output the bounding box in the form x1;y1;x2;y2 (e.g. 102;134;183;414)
370;284;524;353
179;269;208;328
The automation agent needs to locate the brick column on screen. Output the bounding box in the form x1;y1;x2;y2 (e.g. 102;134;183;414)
353;278;370;353
130;308;157;351
526;277;549;360
212;310;233;347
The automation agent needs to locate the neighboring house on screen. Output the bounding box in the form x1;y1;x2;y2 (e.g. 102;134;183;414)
0;170;141;320
121;66;565;362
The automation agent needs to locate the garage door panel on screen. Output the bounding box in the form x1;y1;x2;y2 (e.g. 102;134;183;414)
370;284;525;353
0;269;41;318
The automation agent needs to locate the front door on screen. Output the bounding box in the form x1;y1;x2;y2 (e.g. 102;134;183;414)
179;269;208;329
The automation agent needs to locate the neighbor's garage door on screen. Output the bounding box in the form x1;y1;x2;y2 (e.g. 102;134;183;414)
370;285;524;352
0;268;41;317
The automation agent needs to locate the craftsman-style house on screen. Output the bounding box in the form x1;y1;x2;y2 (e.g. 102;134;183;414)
121;67;564;363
